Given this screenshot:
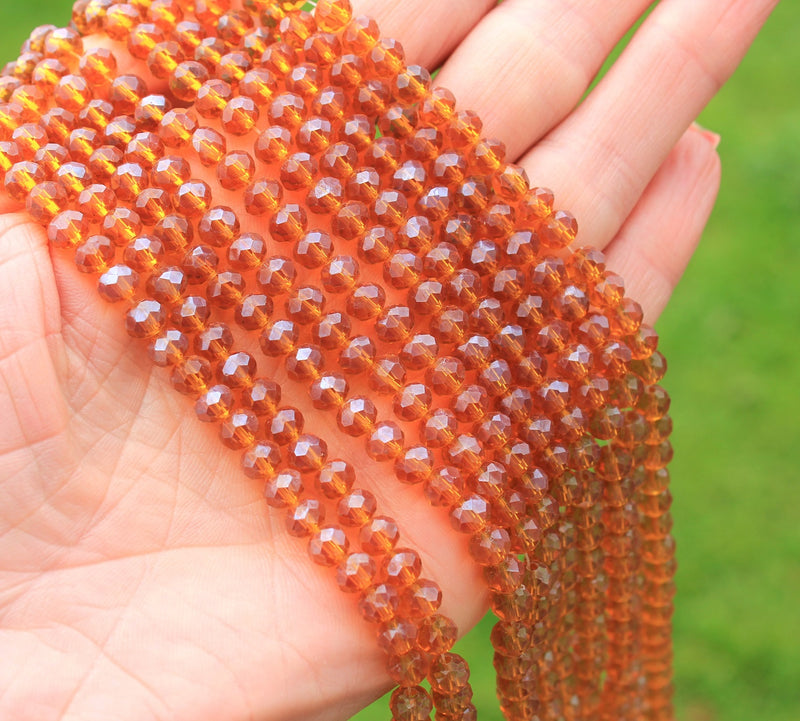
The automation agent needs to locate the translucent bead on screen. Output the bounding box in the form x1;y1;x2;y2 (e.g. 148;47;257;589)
263;469;303;509
195;384;234;422
74;235;114;274
97;264;139;303
242;378;281;417
268;407;305;446
148;329;189;368
336;552;376;593
359;515;400;555
309;525;349;567
390;685;433;721
290;433;328;473
317;459;355;499
286;498;324;537
337;488;377;527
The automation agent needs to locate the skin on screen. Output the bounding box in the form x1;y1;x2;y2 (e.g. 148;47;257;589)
0;0;779;719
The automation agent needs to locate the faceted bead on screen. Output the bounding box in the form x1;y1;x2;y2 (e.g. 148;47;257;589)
264;469;304;508
446;434;483;473
338;488;378;527
393;383;432;421
450;494;490;534
268;407;305;446
359;583;399;623
369;355;406;394
321;255;359;293
336;552;376;592
148;329;189;367
97;264;139;303
290;434;328;473
255;125;292;163
73;235;113;274
239;69;275;105
367;422;404;461
390;685;433;721
191;127;226;166
242;178;282;217
270;204;308;244
171;356;213;396
170;61;209;102
159;109;197;148
402;578;443;620
171;296;211;333
77;183;117;223
260;319;298;357
424;465;464;506
317;458;355;499
337;396;377;436
286;498;324;537
195;384;234;422
309;526;349;567
429;653;471;694
222;96;259;136
125;299;165;339
347;283;385;320
134;187;171;225
388;649;430;687
332;201;369;240
359;516;400;555
375;305;414;343
182;245;219;285
450;383;490;423
207;271;245;309
286;345;324;381
228;233;266;271
217;151;255;191
394;446;434;484
26;181;67;224
195;323;234;362
242;378;281;417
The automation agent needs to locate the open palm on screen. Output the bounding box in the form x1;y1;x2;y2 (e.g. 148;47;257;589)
0;1;776;720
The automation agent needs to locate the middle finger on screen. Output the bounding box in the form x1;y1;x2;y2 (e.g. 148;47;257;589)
434;0;654;160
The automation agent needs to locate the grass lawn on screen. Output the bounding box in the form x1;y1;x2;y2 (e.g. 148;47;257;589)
2;3;798;720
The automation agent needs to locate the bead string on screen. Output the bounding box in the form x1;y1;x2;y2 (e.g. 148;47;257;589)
0;1;675;720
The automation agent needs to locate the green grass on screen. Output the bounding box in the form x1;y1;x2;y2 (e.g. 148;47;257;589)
2;3;798;720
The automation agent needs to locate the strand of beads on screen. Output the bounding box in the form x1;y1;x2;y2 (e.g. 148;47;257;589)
2;3;475;719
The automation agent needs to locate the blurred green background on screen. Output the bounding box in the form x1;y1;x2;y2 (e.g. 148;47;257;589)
2;2;797;719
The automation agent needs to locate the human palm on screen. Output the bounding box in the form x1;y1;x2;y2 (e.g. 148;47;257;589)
0;0;777;720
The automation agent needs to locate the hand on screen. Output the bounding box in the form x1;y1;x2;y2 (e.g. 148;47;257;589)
0;1;776;720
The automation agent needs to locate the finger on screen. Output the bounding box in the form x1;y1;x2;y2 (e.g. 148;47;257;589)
604;123;721;324
353;0;495;69
434;0;653;161
520;0;777;249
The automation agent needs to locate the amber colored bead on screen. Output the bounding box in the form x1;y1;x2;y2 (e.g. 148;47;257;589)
359;582;400;625
359;516;400;556
4;160;44;201
338;488;378;527
47;209;88;249
159;109;197;148
311;459;353;500
92;150;132;190
148;329;189;369
208;270;245;309
97;264;139;303
390;685;433;721
367;422;404;462
195;79;231;119
264;468;303;509
26;181;67;224
195;384;234;423
336;552;376;592
286;498;324;537
401;578;442;619
269;204;308;244
134;187;171;226
337;396;376;437
241;378;281;418
239;69;275;105
73;234;113;274
105;4;140;41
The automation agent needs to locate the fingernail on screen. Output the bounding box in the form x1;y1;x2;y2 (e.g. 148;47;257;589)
691;121;721;150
